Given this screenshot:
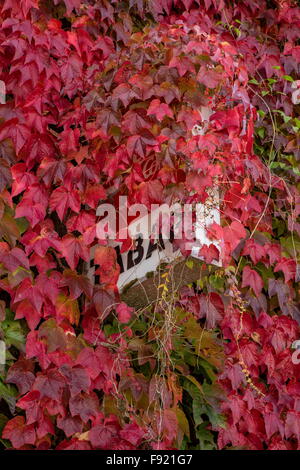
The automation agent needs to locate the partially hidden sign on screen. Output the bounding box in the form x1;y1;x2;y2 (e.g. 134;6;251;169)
88;187;220;291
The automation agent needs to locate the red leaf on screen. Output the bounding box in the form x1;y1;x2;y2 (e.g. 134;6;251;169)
197;65;223;88
126;130;156;158
56;415;83;438
264;411;284;440
242;239;265;265
60;269;93;299
89;423;117;449
17;391;41;425
94;245;120;286
14;277;44;312
0;247;29;271
122;109;150;134
199;243;220;264
15;184;48;227
56;439;91;450
119;422;145;446
147;99;173;122
38;319;68;353
15;299;41;330
223;221;247;253
37;157;66;187
274;258;297;283
199;294;223;329
66;211;95;234
21;219;61;257
11;163;33;196
33;369;66;401
112;83;137;109
285;411;300;441
92;286;116;320
83;184;106;209
2;416;36;449
186;173;213;198
135;180;164;206
26;331;51;370
169;55;195;77
59;128;80;155
61;234;89;270
76;345;114;382
116;302;134;323
69;392;99;423
36;413;55;439
162;409;178;445
211;105;243;132
63;0;81;15
0;119;30;154
49;187;81;221
265;243;281;265
242;266;264;297
6;357;35;395
59;364;91;397
75;347;102;380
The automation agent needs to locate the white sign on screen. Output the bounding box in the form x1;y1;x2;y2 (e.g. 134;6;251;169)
88;189;220;291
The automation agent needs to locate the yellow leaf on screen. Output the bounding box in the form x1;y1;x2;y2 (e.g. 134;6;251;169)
56;294;80;325
175;407;190;439
185;375;203;393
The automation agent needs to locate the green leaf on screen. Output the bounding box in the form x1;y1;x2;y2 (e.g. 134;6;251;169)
294;118;300;128
273;109;292;123
209;274;224;290
273;218;286;237
197;358;217;382
185;259;194;270
283;75;294;82
257;127;265;139
175;407;190;439
2;320;26;351
0;413;8;434
293;167;300;175
280;235;300;258
0;380;17;413
258;110;266;118
196;423;217;450
15;217;29;235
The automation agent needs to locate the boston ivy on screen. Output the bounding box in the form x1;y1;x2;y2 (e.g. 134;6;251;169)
0;0;299;451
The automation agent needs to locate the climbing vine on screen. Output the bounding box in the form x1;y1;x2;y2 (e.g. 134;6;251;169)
0;0;299;451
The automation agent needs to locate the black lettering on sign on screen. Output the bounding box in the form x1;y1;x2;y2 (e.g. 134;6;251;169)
146;234;166;258
115;245;125;273
169;228;174;244
158;233;166;250
127;237;144;270
146;240;158;259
